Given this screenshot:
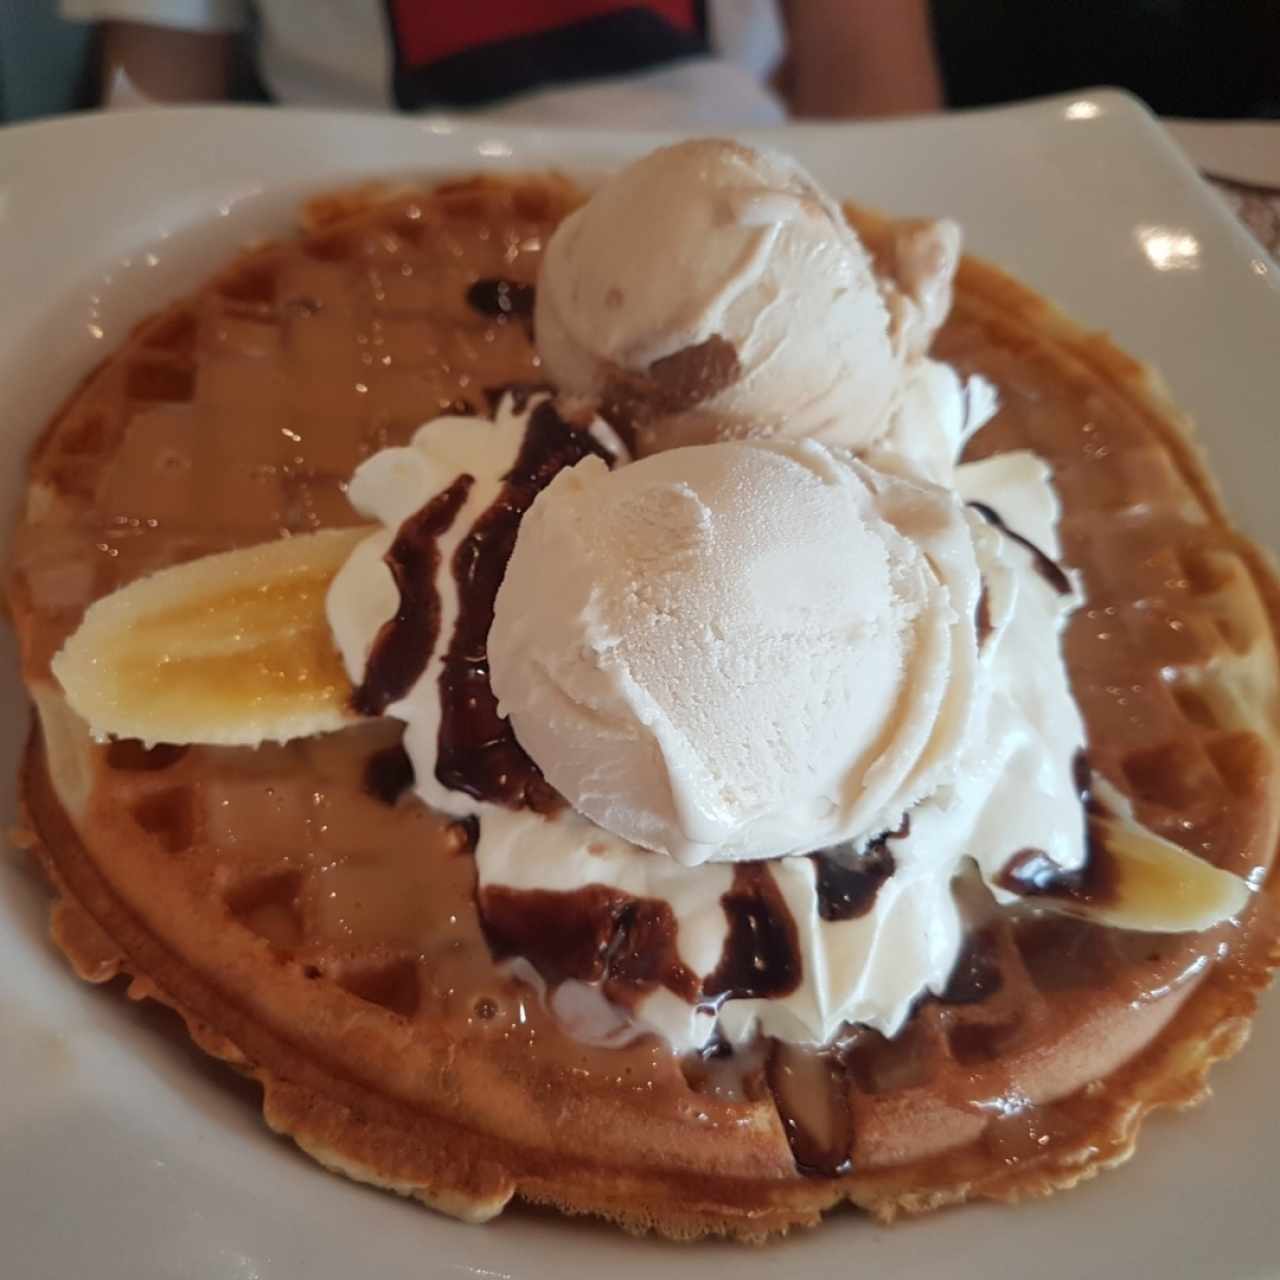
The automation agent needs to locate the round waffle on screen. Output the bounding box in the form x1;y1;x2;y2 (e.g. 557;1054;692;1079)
6;175;1280;1241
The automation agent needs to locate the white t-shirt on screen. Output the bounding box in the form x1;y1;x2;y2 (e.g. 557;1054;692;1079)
63;0;788;128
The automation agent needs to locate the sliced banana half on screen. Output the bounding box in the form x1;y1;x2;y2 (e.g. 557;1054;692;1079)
1078;810;1252;932
1000;776;1251;933
53;527;372;747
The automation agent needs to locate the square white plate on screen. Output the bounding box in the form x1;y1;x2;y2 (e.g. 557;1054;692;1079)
2;91;1278;1280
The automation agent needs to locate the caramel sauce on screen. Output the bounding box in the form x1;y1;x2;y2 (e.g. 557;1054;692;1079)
939;925;1004;1004
308;844;458;952
680;1035;770;1104
226;870;305;949
236;901;304;949
113;562;353;721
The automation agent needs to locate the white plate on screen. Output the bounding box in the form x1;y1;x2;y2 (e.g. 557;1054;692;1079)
2;91;1279;1280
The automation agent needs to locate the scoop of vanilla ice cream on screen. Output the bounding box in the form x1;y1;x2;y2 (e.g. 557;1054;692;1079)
536;139;924;455
488;438;984;866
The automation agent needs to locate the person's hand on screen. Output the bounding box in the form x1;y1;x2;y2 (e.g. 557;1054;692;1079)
101;21;234;105
778;0;943;119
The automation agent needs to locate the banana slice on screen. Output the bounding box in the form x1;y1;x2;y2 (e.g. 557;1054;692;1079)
1073;811;1250;932
1000;777;1250;933
53;526;372;747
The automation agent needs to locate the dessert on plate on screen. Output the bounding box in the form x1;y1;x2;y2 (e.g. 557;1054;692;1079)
7;139;1280;1242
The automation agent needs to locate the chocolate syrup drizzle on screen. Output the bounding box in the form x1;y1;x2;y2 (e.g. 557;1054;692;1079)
969;500;1072;596
482;381;546;415
1072;746;1092;805
435;398;614;814
976;582;993;647
479;884;698;1006
765;1042;854;1177
466;277;536;320
703;864;802;1001
996;751;1121;907
363;743;415;806
997;845;1118;904
351;475;473;716
811;816;909;922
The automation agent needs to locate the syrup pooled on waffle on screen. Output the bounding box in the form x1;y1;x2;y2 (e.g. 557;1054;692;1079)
7;167;1280;1241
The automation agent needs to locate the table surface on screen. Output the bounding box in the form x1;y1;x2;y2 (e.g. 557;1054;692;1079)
1164;118;1280;259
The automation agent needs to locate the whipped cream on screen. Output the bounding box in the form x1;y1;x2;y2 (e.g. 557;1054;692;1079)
535;139;959;456
326;384;1090;1052
328;394;627;818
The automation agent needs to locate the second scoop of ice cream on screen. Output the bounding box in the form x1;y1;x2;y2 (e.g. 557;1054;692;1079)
488;438;984;866
534;138;960;457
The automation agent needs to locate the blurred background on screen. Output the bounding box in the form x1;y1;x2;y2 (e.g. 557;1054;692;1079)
1;0;1277;126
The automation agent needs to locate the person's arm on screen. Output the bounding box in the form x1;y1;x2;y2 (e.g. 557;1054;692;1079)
100;20;234;103
778;0;943;119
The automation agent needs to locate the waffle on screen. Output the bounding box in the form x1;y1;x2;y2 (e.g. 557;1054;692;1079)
6;175;1280;1242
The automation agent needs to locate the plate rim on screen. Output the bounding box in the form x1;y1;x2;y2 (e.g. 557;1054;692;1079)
2;89;1279;1280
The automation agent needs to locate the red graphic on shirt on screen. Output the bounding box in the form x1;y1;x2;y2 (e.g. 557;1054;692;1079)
388;0;699;67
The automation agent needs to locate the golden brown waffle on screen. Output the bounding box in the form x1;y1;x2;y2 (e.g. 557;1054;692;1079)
6;176;1280;1242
